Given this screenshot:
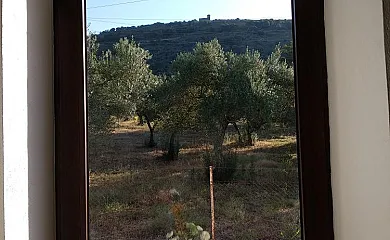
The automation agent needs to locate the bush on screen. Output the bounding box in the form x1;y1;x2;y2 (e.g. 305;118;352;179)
203;151;238;182
166;222;210;240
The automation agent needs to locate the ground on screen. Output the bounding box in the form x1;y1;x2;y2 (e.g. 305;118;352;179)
89;121;300;240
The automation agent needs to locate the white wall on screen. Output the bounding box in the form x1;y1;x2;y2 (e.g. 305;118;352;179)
2;0;29;239
0;1;3;239
1;0;55;239
325;0;390;239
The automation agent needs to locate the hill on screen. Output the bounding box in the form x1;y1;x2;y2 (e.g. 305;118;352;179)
95;19;293;74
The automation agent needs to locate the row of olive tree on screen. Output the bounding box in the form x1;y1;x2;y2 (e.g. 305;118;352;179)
151;39;294;159
87;35;295;159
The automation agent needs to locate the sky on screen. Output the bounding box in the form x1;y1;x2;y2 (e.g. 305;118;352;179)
87;0;292;33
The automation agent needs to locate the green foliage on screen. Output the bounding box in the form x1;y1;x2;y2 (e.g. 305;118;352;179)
87;34;117;135
265;45;296;127
87;36;160;135
88;33;296;155
166;40;274;154
166;223;211;240
153;74;202;134
227;50;271;144
148;39;295;158
281;41;294;65
171;39;228;134
166;188;211;240
103;37;159;116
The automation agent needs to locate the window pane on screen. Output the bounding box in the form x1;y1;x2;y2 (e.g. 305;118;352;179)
87;1;300;239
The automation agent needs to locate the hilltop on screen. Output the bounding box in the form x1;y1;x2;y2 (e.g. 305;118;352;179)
95;18;293;74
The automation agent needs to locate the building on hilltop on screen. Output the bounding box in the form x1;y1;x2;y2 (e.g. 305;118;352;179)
199;14;211;22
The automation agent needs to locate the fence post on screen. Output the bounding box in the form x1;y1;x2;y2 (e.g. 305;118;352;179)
209;166;215;240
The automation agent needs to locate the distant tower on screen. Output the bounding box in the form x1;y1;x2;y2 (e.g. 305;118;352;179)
199;14;211;22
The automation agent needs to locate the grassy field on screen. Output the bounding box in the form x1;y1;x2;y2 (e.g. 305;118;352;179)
88;121;300;240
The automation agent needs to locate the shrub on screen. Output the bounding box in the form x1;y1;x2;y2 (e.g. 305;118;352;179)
203;151;238;182
166;222;210;240
165;189;211;240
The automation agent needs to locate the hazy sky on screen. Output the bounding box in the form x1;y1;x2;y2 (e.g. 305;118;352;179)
87;0;292;33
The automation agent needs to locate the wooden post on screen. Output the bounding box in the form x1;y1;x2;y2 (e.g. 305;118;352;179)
209;166;215;240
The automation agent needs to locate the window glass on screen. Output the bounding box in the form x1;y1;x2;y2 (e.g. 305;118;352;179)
87;1;300;239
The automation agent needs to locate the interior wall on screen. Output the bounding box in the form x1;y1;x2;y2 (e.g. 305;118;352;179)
1;0;54;239
2;0;29;239
325;0;390;239
26;0;55;239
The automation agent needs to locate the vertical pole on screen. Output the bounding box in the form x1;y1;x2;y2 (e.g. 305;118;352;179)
209;166;215;240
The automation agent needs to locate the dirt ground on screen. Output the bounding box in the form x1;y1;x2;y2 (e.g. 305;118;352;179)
88;121;301;240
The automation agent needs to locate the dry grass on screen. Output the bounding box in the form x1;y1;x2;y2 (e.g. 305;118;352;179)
89;121;300;240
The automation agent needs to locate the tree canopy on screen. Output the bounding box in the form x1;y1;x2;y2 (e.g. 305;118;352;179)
87;35;295;160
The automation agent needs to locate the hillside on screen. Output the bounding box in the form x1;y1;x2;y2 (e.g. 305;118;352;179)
95;19;293;74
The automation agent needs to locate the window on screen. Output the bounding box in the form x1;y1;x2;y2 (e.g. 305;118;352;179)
54;0;334;239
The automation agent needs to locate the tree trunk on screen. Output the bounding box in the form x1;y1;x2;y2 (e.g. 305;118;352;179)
137;113;144;126
212;122;228;162
213;133;224;157
232;122;243;144
167;132;178;161
145;116;156;147
245;123;253;146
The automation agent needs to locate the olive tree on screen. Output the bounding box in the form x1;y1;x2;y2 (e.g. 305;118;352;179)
167;40;272;154
265;45;296;128
169;39;228;157
87;37;160;140
87;34;118;135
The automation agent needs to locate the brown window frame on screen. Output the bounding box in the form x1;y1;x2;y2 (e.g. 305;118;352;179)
54;0;334;239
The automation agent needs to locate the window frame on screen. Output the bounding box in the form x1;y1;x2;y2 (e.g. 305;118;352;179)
53;0;334;239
